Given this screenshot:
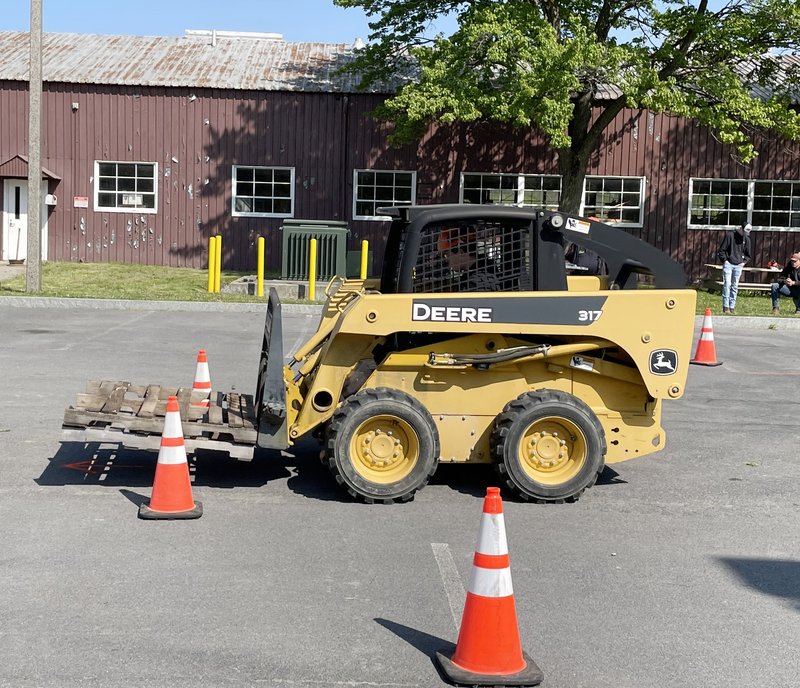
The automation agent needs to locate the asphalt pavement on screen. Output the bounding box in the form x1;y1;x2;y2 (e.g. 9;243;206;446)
1;302;799;688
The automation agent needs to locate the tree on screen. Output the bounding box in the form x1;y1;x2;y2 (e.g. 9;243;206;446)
335;0;800;214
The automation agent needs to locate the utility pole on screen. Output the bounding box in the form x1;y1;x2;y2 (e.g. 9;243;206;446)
27;0;43;293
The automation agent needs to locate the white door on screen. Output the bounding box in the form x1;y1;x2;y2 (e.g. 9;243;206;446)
2;179;48;262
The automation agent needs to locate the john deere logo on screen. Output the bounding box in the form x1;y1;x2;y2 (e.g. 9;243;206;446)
649;349;678;375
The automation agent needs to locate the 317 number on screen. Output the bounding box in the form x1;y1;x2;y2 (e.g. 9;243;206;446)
578;310;603;322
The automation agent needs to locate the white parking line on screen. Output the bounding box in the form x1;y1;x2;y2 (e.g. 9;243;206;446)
431;542;465;632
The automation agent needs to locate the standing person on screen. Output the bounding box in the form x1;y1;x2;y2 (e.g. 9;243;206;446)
717;222;752;314
770;253;800;315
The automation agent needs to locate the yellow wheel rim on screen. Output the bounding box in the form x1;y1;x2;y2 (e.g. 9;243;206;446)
349;415;420;484
517;416;587;485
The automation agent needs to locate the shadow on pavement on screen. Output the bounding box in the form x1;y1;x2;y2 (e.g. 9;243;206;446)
719;557;800;611
374;618;454;683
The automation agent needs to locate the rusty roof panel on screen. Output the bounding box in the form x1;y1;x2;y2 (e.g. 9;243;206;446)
0;31;385;93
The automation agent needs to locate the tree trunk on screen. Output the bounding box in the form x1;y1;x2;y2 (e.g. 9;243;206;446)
558;146;590;216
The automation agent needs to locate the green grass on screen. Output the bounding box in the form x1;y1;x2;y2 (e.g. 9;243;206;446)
0;262;286;303
695;288;795;317
0;262;790;316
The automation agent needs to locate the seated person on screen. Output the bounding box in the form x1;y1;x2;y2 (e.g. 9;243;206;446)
771;252;800;315
438;225;500;292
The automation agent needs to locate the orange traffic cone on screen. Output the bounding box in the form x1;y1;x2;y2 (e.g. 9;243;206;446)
690;308;722;366
192;350;211;407
139;396;203;520
436;488;543;686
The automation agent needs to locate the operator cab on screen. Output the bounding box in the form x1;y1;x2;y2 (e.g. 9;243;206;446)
379;205;686;293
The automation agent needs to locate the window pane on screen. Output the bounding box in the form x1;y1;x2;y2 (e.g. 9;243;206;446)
773;212;790;227
118;177;136;192
773;196;790;211
754;182;772;196
463;175;481;189
693;180;710;195
773;183;791;196
395;186;412;202
99;178;115;191
623;178;640;192
274;169;291;183
141;194;155;209
118;164;135;177
752;211;771;226
137;164;154;178
274;199;291;214
711;180;729;195
484;176;501;189
753;195;771;211
375;172;394;186
358;171;374;186
356;201;374;217
235;197;252;213
274;183;291;198
358;186;374;200
237;167;253;182
98;163;116;177
138;178;154;193
729;195;747;210
375;186;394;201
586;178;602;192
463;189;481;204
236;182;253;197
500;176;517;190
98;193;115;207
729;211;747;225
254;198;271;214
254;182;273;198
254;168;272;183
395;172;412;186
604;178;622;192
542;176;561;191
620;209;639;223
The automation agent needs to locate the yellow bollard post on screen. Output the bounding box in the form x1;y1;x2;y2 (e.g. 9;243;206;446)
214;235;222;293
257;236;265;297
309;238;317;301
360;239;369;280
207;236;216;293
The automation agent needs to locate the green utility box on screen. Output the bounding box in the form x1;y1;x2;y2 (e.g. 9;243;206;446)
280;219;350;281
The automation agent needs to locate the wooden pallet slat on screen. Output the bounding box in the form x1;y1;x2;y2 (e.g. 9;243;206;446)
100;382;130;414
138;385;161;418
228;393;244;428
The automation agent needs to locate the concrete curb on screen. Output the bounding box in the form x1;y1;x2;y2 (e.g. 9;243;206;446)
695;314;800;330
0;295;324;315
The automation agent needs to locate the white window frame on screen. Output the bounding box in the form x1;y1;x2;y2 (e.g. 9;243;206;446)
232;165;295;218
580;175;645;227
353;170;417;220
93;161;158;214
459;172;562;209
688;177;800;231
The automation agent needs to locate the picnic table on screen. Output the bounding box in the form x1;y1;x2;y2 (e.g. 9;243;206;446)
703;264;780;293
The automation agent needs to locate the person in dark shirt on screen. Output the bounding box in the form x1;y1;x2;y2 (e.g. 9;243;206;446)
771;253;800;315
717;222;752;314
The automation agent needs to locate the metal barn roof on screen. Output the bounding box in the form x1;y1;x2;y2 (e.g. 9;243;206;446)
0;30;383;93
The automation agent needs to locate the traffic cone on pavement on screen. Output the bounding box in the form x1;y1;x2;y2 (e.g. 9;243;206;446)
192;350;211;407
436;487;543;686
690;308;723;366
139;396;203;520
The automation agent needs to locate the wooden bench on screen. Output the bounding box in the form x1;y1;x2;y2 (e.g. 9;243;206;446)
703;264;780;294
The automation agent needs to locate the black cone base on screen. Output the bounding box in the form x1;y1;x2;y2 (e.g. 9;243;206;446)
690;360;723;366
138;501;203;520
436;650;544;687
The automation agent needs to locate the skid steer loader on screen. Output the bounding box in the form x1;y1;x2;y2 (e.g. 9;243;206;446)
255;205;696;503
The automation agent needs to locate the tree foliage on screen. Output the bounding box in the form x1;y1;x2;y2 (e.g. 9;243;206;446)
336;0;800;211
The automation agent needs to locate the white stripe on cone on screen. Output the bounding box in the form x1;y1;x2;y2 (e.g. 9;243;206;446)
700;329;715;341
158;411;188;466
476;512;509;555
194;361;211;385
469;567;514;597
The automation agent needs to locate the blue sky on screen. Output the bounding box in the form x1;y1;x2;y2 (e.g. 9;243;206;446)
5;0;383;43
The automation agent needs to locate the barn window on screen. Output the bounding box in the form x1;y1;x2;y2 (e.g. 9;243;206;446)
353;170;416;220
232;166;294;217
94;161;157;213
581;176;645;226
460;173;561;209
689;178;800;231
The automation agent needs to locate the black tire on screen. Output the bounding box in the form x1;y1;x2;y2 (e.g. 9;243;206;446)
325;387;440;503
491;389;606;503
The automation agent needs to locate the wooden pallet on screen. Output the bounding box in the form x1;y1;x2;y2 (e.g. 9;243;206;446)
62;380;258;459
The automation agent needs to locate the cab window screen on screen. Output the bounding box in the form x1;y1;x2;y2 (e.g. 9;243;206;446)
412;220;530;293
